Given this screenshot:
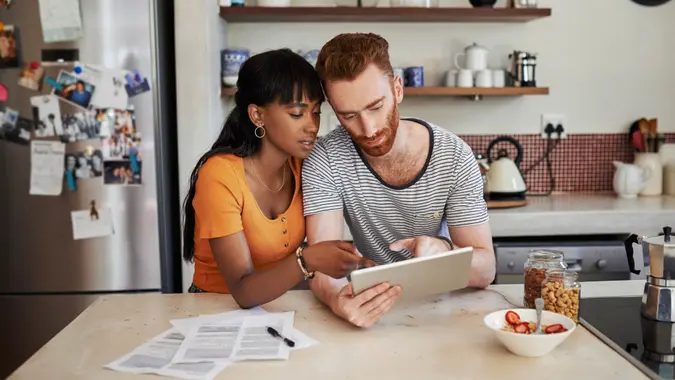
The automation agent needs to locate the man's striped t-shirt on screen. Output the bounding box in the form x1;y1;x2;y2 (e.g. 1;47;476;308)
301;117;489;265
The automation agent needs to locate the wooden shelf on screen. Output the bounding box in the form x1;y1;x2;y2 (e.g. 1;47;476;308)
221;86;548;98
218;6;551;23
403;86;549;96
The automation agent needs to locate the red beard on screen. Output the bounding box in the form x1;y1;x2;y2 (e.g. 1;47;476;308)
352;103;399;157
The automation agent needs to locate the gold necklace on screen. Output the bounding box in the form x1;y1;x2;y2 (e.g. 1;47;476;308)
249;157;286;193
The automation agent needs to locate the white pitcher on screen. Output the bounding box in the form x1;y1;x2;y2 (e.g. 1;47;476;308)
454;43;489;72
613;161;651;198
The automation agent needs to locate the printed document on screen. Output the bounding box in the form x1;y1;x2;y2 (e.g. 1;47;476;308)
38;0;84;43
29;140;65;196
104;328;230;380
173;311;296;363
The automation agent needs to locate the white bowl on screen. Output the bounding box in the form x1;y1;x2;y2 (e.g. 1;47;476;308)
483;308;576;358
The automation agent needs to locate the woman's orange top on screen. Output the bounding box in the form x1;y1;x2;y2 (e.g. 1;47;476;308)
191;154;305;293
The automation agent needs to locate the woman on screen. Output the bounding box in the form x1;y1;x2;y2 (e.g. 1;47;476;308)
182;49;371;308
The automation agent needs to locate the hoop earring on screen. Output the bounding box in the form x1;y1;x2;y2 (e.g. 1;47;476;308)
254;126;266;139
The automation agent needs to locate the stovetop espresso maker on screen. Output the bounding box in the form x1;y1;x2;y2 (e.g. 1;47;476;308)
625;226;675;322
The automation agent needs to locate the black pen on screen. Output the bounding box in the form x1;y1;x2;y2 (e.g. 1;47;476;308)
266;326;295;348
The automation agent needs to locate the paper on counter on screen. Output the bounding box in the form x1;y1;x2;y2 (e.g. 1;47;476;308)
29;141;65;196
173;311;298;363
170;307;318;351
104;328;230;380
231;311;295;361
38;0;84;43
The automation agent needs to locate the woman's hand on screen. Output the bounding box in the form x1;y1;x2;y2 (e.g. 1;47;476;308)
302;241;376;279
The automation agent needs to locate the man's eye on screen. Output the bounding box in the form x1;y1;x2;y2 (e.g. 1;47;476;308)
344;114;356;120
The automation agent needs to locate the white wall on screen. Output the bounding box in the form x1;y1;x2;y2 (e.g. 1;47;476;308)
227;0;675;135
175;0;230;292
175;0;675;291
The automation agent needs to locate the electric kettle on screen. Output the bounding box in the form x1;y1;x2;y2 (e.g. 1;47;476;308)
484;136;527;201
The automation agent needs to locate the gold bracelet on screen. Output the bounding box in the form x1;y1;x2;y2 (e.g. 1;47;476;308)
295;246;315;280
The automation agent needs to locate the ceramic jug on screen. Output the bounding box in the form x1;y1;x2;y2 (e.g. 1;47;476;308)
454;43;489;72
613;161;651;198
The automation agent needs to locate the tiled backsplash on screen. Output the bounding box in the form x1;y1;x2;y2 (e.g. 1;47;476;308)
459;133;675;193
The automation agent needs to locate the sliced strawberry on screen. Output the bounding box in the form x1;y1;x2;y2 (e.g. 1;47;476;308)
514;322;530;334
505;311;521;326
545;324;564;334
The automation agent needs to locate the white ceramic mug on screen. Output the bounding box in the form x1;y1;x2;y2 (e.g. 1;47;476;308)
492;70;505;88
445;70;458;87
457;69;473;88
475;70;493;88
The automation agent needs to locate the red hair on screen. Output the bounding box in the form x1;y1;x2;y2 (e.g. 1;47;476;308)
316;33;393;82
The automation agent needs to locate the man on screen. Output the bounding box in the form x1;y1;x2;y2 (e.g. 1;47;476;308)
302;33;496;328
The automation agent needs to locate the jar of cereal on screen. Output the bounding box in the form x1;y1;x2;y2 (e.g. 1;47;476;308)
541;269;581;324
523;250;566;309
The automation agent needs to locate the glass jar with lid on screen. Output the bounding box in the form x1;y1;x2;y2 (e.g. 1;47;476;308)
523;250;566;309
541;269;581;324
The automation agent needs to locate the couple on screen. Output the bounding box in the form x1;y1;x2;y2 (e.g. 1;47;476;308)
182;33;496;328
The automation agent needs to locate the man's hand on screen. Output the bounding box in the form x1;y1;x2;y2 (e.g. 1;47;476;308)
330;282;402;328
389;236;452;257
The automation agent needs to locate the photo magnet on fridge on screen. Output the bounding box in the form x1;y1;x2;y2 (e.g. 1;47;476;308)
18;62;46;91
51;70;96;110
30;95;64;138
60;109;101;143
1;116;32;145
0;25;21;69
0;0;13;9
69;146;103;180
73;63;129;109
124;70;150;97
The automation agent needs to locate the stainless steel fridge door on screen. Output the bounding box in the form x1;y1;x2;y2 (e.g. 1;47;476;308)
0;294;103;378
0;0;161;293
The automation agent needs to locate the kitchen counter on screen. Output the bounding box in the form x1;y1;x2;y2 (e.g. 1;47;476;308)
10;280;648;379
341;193;675;240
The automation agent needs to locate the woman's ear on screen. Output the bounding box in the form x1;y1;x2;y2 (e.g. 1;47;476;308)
247;104;265;127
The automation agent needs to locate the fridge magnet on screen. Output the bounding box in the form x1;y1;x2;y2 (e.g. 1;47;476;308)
124;69;151;98
52;70;96;109
0;25;20;69
1;0;13;9
3;107;18;126
72;148;103;179
100;108;139;160
60;109;100;143
103;160;142;186
18;62;45;91
89;200;99;220
0;84;8;101
0;116;31;145
73;63;129;109
29;140;66;196
70;205;115;241
30;95;64;137
64;154;78;191
38;0;84;44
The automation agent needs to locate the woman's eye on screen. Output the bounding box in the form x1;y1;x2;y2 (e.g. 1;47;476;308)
290;114;303;119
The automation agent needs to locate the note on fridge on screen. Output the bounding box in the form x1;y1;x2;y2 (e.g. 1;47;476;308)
70;205;114;240
29;140;65;196
38;0;84;43
74;63;129;109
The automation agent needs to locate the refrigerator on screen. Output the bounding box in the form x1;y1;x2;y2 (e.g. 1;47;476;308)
0;0;182;377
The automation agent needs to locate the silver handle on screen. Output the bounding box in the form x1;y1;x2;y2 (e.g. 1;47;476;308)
565;259;582;272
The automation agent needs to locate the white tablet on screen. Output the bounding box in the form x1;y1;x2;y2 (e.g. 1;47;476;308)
349;246;474;305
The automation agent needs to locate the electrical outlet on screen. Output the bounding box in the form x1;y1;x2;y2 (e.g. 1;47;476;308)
540;113;568;139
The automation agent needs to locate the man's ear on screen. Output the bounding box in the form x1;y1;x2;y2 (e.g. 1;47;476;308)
393;75;404;104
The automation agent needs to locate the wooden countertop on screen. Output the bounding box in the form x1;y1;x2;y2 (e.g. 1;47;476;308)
10;281;648;380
